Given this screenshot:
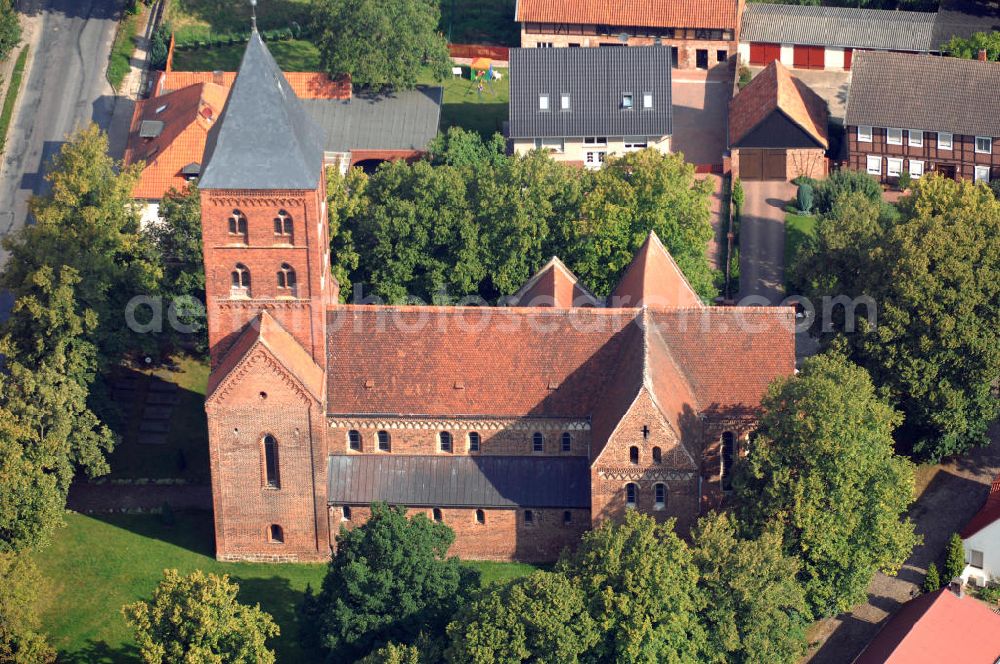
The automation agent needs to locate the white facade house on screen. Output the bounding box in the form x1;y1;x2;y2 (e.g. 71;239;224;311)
960;475;1000;587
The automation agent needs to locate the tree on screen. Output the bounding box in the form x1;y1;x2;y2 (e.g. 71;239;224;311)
310;0;450;91
0;552;55;663
691;512;810;664
943;31;1000;62
797;182;813;214
302;503;477;661
556;510;707;663
795;176;1000;460
122;569;279;664
357;643;422;664
574;149;717;299
1;125;162;369
944;533;966;582
735;351;919;617
427;127;507;169
327;166;367;301
923;562;941;593
810;169;882;215
445;571;599;664
0;0;20;63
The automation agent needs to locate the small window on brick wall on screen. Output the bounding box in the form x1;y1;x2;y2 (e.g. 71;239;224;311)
629;446;639;465
341;506;352;521
468;431;480;452
626;483;638;508
263;435;279;488
228;209;248;242
524;509;535;525
277;263;297;292
268;524;284;543
439;431;452;452
378;430;391;452
532;432;544;452
348;430;361;451
654;483;666;510
563;510;572;524
561;432;572;452
432;508;443;522
273;209;293;241
652;446;662;464
475;509;485;524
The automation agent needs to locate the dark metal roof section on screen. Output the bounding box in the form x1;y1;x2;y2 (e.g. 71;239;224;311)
508;47;672;140
301;87;443;153
845;51;1000;138
327;455;591;508
180;162;201;176
741;4;938;52
139;120;164;138
200;31;324;190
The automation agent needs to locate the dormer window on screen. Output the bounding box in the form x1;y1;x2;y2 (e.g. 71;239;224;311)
539;93;550;111
643;92;653;109
155;104;167;114
622;93;634;110
560;93;571;111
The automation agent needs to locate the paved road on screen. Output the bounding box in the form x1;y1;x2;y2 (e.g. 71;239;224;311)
0;0;122;267
737;179;795;305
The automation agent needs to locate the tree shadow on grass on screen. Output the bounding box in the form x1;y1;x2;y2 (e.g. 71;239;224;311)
90;509;217;557
441;102;508;140
59;639;141;664
234;576;323;662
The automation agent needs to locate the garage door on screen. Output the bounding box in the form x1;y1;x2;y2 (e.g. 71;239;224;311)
739;149;786;181
749;42;781;66
793;44;825;69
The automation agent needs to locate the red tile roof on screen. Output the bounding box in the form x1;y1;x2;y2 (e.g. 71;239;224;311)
729;60;829;149
611;231;705;308
852;589;1000;664
152;70;351;100
515;0;741;31
123;82;228;199
961;474;1000;539
513;257;603;307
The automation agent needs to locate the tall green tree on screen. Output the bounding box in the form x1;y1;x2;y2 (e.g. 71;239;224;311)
944;533;966;582
122;569;279;664
357;643;422;664
0;0;20;63
310;0;450;91
445;571;599;664
691;512;810;664
0;552;55;663
327;166;367;301
427;127;507;169
556;510;707;663
302;503;477;661
1;124;162;369
735;351;919;617
794;175;1000;460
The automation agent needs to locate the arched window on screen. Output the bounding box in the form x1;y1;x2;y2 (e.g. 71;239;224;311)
377;430;390;452
468;431;481;452
475;509;485;524
439;431;452;452
341;505;352;521
721;432;736;491
532;432;544;452
277;263;297;291
268;524;284;543
652;446;662;464
524;509;535;525
654;483;666;509
273;210;293;241
228;209;247;241
347;430;361;451
231;263;251;296
561;432;572;452
625;483;638;508
263;434;279;488
629;446;639;465
563;510;572;524
432;508;443;522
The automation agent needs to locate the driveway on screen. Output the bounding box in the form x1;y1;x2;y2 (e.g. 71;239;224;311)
806;422;1000;663
671;65;731;169
737;179;794;305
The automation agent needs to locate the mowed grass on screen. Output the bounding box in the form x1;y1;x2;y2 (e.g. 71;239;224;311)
34;511;538;662
440;0;518;45
785;212;817;280
171;38;321;72
425;65;509;139
165;0;312;43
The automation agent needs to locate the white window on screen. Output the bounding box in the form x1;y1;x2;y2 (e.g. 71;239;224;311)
624;138;648;150
536;42;553;48
976;136;992;154
858;126;873;143
585;151;606;169
584;136;607;147
908;130;923;147
971;549;985;569
533;137;564;153
538;94;549;111
560;93;571;111
887;157;903;177
621;93;634;109
909;160;924;178
938;132;953;150
642;92;653;109
866;155;881;175
887;128;903;145
975;165;990;183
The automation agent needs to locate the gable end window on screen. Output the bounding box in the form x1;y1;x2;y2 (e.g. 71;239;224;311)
887;128;903;145
625;483;637;508
263;435;279;488
976;136;992;154
629;446;639;465
654;483;666;509
937;132;953;150
908;130;923;147
857;126;873;143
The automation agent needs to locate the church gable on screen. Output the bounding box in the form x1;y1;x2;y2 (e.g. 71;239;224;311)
592;388;697;472
206;342;320;408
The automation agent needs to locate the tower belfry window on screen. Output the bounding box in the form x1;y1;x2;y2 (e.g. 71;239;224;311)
277;263;297;291
228;209;248;242
231;263;251;296
274;210;293;241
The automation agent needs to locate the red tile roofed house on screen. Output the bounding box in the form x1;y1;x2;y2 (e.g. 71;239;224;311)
729;59;829;182
515;0;744;69
852;588;1000;664
959;474;1000;587
199;29;797;564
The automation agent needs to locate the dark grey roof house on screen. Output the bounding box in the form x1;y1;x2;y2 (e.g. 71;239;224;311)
508;47;673;140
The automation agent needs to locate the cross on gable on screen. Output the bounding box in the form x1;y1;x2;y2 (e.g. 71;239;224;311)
642;425;650;439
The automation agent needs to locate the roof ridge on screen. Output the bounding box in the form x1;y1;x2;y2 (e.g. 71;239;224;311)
643;313;702;413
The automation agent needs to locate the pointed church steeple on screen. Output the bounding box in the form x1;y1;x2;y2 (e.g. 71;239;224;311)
200;28;324;190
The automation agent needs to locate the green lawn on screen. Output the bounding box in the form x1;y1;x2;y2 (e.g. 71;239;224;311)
171;38;321;72
165;0;311;44
440;0;518;46
425;66;509;139
107;9;141;89
33;511;538;662
0;45;28;154
785;212;817;280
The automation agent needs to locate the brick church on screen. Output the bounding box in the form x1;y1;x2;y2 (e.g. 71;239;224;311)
199;30;795;563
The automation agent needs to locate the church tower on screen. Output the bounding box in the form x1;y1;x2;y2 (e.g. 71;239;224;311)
199;27;334;562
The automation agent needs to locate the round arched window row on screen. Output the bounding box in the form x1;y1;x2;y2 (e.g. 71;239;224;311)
468;431;481;452
231;263;251;296
629;446;639;465
228;209;248;240
721;432;736;491
347;430;361;451
273;209;293;240
625;482;638;508
439;431;452;453
475;509;485;525
277;263;297;291
377;430;391;452
532;432;544;452
561;432;572;452
654;483;666;509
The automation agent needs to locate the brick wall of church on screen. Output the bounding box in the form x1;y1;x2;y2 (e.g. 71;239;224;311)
590;390;702;535
701;418;755;511
329;505;591;562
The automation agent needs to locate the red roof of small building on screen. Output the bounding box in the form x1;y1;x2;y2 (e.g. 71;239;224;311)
852;589;1000;664
513;257;603;307
729;60;829;149
151;69;351;100
515;0;742;31
961;474;1000;539
611;231;705;308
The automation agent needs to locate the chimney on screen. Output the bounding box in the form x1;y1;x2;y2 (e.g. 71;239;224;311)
213;69;224;86
978;49;988;62
949;578;965;598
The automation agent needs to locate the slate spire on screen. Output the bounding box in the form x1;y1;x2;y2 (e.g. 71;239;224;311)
199;29;324;190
